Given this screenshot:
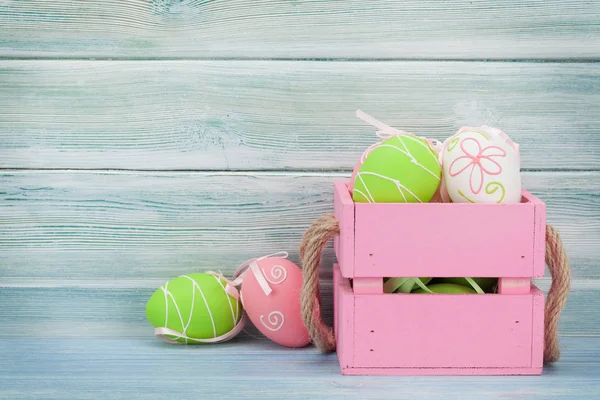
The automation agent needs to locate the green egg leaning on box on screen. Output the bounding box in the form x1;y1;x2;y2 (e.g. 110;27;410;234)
352;135;441;203
384;277;432;293
146;273;244;344
413;283;477;294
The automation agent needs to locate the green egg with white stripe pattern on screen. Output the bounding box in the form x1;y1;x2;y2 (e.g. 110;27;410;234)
146;273;243;344
352;135;441;203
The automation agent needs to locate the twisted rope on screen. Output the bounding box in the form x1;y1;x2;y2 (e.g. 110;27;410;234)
300;215;571;363
544;224;571;363
300;214;338;352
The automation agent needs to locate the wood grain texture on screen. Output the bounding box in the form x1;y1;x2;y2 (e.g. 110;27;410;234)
0;279;597;338
0;279;334;340
1;61;599;170
0;171;598;279
1;0;599;60
0;337;599;399
350;288;540;369
352;192;539;278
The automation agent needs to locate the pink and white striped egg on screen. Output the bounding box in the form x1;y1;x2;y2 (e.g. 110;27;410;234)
240;257;310;348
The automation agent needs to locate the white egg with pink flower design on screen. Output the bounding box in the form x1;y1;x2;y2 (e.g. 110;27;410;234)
441;126;522;204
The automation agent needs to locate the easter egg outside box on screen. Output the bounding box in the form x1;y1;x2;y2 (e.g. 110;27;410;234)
146;273;244;343
352;135;441;203
413;283;477;294
384;277;432;293
442;126;521;204
240;257;310;348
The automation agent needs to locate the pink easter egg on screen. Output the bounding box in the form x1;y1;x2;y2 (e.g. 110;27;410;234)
240;257;310;348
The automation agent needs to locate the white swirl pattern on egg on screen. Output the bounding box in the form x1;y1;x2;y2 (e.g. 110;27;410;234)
261;265;287;285
260;311;285;332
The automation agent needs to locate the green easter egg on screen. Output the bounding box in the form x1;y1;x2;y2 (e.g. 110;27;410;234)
384;277;432;293
146;273;243;343
434;277;498;293
352;135;441;203
413;283;477;294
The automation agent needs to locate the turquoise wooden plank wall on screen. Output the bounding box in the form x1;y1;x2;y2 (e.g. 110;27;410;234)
1;0;599;59
1;1;600;399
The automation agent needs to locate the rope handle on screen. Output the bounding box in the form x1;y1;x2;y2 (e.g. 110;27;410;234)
300;214;339;352
300;214;571;364
544;225;571;363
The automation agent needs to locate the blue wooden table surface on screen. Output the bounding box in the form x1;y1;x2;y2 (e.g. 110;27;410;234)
1;0;599;398
2;337;600;399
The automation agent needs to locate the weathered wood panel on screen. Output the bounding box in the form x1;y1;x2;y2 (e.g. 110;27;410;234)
1;0;599;59
1;61;599;170
0;171;598;279
1;337;599;399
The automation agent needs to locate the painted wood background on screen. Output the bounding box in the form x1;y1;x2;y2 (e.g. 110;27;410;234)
1;0;599;398
1;0;599;59
1;61;599;170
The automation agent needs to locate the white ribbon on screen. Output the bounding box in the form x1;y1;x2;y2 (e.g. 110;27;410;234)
154;314;247;344
205;251;288;314
356;109;413;139
230;251;289;297
355;109;441;162
205;270;241;300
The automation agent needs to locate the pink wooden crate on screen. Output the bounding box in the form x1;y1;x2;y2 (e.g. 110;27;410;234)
332;181;546;376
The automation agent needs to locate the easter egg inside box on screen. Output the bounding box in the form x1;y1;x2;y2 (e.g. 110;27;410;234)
434;277;498;293
384;277;432;293
241;257;310;348
442;127;521;204
352;135;441;203
146;273;243;343
413;283;477;294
